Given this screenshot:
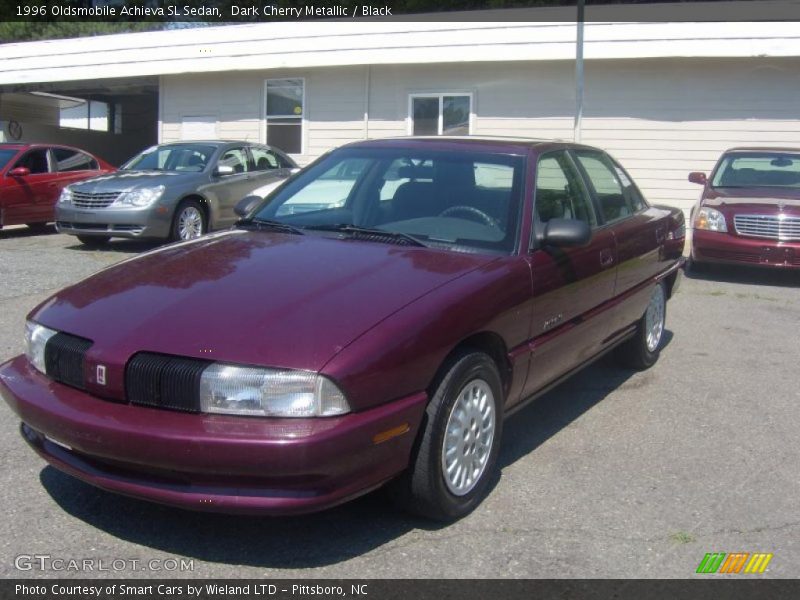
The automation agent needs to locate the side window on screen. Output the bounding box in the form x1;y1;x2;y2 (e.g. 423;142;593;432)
52;148;97;172
217;148;249;173
574;151;642;222
13;149;50;174
535;152;596;227
250;147;280;171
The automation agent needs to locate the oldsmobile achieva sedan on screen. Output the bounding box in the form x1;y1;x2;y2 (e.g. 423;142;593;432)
689;147;800;270
0;138;685;520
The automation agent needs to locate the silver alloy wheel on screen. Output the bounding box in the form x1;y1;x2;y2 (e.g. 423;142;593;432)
177;206;204;240
645;284;666;352
442;378;496;496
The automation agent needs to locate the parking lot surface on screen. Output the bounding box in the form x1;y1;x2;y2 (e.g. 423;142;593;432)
1;226;798;578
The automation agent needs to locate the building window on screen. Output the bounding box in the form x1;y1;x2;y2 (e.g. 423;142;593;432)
409;94;472;136
265;78;304;154
59;99;110;132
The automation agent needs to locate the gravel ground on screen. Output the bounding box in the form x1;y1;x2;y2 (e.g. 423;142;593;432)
0;225;798;579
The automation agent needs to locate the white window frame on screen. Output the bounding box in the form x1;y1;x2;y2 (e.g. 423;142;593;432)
262;77;306;156
406;92;474;136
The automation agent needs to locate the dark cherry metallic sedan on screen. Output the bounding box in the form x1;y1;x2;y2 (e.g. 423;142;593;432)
0;143;114;231
689;148;800;269
0;138;685;520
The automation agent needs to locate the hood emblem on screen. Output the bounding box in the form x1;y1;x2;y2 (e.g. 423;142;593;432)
96;365;107;386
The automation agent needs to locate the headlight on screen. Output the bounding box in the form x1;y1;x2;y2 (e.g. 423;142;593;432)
199;364;350;417
58;188;72;204
694;207;727;232
113;185;165;208
24;321;57;374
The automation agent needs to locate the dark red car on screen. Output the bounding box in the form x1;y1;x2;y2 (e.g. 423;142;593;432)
0;138;685;520
0;143;114;231
689;147;800;269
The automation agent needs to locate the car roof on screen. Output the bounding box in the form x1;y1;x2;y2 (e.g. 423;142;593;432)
341;136;602;155
724;147;800;154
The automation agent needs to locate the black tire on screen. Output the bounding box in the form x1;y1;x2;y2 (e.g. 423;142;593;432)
76;235;110;247
686;256;708;276
395;351;504;521
26;222;50;232
170;199;207;242
617;281;667;370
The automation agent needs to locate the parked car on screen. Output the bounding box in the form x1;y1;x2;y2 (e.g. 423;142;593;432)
689;147;800;270
55;141;297;245
0;138;685;520
0;143;114;232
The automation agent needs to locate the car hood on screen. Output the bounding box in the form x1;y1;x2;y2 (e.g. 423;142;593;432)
68;170;202;193
705;187;800;216
31;230;496;372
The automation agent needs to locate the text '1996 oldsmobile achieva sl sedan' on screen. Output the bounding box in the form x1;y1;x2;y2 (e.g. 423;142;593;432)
0;137;685;520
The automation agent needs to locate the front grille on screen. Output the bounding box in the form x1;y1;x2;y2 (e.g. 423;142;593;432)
126;353;210;413
44;332;93;390
71;191;122;209
734;214;800;241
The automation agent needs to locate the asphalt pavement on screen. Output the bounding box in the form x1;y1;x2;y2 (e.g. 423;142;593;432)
0;225;798;579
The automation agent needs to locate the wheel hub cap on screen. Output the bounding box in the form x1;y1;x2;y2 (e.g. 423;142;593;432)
178;207;203;240
645;285;666;352
442;379;495;496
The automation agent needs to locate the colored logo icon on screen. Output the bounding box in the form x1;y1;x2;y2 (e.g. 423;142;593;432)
696;552;773;574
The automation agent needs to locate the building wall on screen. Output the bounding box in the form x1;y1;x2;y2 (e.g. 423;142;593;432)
161;56;800;215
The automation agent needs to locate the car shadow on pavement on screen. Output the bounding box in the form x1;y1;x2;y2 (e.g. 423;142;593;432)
0;225;58;239
685;263;799;288
38;333;670;569
66;240;163;254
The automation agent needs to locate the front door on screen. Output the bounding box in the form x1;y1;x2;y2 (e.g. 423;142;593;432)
2;148;57;225
518;150;618;401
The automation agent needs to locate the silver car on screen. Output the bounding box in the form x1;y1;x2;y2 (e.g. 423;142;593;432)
55;141;297;245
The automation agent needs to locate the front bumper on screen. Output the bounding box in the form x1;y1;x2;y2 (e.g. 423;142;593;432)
55;204;171;240
692;229;800;269
0;356;427;515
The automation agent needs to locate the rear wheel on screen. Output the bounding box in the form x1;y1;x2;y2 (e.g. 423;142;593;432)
617;281;667;370
171;200;207;242
395;351;504;521
76;235;110;247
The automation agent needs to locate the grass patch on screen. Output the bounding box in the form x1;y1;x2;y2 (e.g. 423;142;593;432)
670;531;696;544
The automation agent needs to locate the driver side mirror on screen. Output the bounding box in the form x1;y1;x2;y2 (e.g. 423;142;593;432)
214;165;236;177
688;172;707;185
540;218;592;247
235;195;263;217
8;167;30;177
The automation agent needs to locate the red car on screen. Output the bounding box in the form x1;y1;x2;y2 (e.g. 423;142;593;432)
0;143;114;231
0;138;684;520
689;147;800;269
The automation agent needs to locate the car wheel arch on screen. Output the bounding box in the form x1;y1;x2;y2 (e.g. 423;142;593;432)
179;194;211;224
428;331;512;403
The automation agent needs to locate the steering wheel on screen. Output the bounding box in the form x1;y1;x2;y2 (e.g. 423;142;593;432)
439;205;498;228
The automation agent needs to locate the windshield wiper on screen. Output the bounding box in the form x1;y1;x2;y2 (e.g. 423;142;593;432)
305;224;427;247
237;218;305;235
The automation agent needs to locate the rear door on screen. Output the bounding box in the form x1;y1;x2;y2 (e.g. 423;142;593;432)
572;149;665;337
520;150;618;399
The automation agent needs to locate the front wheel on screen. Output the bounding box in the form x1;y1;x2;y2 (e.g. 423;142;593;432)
396;351;504;521
617;281;667;370
171;200;207;242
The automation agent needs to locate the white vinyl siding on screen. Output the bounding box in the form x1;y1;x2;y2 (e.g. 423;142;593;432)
160;56;800;216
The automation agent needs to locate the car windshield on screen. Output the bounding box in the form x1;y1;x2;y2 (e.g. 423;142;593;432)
0;149;18;170
121;144;217;172
247;147;525;255
711;152;800;188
